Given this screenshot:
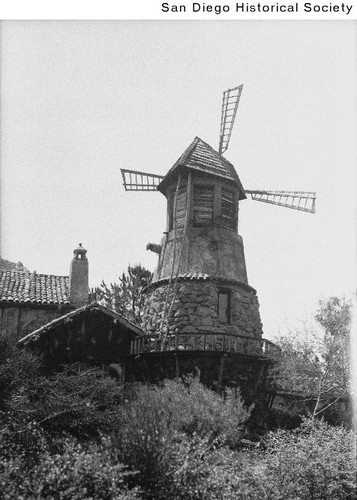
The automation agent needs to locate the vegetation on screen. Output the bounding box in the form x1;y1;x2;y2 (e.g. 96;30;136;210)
271;296;353;425
1;295;356;498
94;265;153;326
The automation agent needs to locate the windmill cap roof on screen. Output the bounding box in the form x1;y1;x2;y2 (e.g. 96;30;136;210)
158;137;246;199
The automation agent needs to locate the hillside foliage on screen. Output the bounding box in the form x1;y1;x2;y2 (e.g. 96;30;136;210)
0;295;356;498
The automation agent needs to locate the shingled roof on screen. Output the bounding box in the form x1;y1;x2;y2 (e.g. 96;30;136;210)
18;302;143;346
158;137;246;199
0;269;70;305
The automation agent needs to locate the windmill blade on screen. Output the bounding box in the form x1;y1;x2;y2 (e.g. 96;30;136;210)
245;190;316;213
121;169;164;191
219;85;243;155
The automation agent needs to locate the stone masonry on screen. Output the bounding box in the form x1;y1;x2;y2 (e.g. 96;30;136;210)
141;279;263;339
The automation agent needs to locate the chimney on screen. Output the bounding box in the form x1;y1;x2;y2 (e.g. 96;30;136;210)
69;243;89;308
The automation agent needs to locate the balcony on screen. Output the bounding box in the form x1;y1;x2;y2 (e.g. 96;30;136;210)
130;332;280;358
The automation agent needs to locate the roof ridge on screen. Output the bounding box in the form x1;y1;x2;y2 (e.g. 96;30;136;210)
195;136;234;166
0;268;69;279
18;300;143;345
167;136;200;174
180;136;200;165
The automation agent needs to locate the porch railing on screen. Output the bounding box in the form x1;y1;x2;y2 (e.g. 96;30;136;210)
130;332;280;358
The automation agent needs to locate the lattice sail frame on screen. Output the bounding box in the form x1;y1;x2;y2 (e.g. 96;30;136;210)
121;169;316;214
121;86;316;214
219;85;243;155
245;190;316;213
121;169;163;191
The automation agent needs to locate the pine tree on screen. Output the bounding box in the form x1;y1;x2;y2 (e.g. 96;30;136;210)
94;265;153;326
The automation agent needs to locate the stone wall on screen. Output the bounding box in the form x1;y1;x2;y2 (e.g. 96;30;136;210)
141;279;263;339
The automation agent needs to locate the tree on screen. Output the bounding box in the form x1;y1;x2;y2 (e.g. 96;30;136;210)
94;265;153;326
272;296;352;423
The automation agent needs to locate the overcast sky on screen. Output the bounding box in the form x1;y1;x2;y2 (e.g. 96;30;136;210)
1;21;356;339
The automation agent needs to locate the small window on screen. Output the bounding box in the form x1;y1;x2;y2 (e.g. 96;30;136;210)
218;290;231;324
193;185;214;226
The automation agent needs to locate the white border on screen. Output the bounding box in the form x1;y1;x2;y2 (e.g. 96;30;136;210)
1;0;356;20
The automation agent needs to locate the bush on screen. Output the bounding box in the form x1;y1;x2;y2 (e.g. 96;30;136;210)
132;418;356;500
8;366;122;440
121;375;251;442
164;434;236;500
113;376;251;497
0;334;40;412
161;375;252;446
261;418;357;499
0;433;140;500
214;418;357;500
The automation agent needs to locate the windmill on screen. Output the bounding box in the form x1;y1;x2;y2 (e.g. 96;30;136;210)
120;86;316;351
121;85;316;214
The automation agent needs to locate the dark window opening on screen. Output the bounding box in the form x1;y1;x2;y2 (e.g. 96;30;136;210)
193;185;214;226
218;290;231;324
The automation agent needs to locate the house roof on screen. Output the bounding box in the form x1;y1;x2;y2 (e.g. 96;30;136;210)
0;269;70;306
18;301;143;346
158;137;246;199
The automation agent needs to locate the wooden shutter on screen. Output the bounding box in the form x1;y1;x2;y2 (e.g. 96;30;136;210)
193;185;214;226
170;186;187;230
221;188;235;229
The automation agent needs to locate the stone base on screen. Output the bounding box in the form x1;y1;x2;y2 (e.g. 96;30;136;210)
142;279;263;339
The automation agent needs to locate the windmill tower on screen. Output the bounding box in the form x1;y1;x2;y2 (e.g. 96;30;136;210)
121;86;316;358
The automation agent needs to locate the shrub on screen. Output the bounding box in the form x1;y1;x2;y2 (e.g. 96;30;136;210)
165;434;235;500
113;376;251;497
8;366;122;440
0;434;140;500
157;419;357;500
0;333;40;411
261;418;357;499
121;375;251;441
160;375;252;446
0;417;49;465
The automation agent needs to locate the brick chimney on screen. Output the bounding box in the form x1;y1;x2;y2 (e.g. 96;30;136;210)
69;243;89;308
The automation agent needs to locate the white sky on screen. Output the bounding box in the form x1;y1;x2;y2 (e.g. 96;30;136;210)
1;21;356;340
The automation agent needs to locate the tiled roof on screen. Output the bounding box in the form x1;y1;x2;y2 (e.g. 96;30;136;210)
158;137;246;199
18;302;143;345
0;269;70;305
